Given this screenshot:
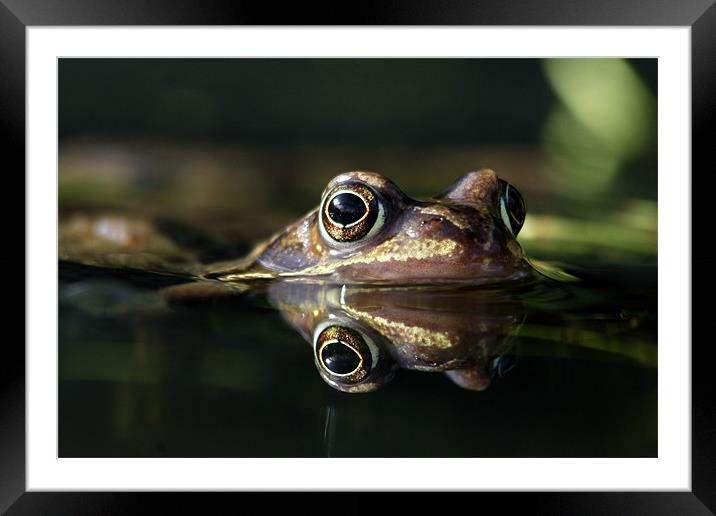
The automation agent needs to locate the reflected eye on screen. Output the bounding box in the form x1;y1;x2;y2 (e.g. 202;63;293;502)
314;324;376;383
498;179;526;236
319;183;384;244
489;354;517;380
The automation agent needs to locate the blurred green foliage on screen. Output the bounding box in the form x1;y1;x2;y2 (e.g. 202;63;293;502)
542;59;657;195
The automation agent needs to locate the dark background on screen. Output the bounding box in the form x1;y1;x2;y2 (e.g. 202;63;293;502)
59;58;657;146
58;58;658;261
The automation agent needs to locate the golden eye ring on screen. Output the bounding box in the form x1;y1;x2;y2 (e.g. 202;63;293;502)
313;323;376;384
318;183;384;243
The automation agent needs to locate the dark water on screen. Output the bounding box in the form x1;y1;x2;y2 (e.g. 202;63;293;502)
58;257;657;458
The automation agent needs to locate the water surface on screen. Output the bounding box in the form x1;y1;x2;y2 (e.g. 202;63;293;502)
59;256;656;458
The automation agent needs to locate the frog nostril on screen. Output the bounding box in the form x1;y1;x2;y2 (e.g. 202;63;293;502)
421;216;444;226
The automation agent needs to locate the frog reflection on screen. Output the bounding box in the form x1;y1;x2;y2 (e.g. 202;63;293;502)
266;281;525;393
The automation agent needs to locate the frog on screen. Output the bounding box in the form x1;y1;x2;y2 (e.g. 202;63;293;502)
265;281;525;393
203;168;532;285
60;168;532;285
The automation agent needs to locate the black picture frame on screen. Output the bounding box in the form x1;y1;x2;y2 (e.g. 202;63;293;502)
4;1;709;513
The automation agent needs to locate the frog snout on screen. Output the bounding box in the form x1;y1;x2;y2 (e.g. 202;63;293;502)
419;215;446;227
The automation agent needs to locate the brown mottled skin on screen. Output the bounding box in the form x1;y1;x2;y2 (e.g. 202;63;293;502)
206;169;532;284
267;281;524;393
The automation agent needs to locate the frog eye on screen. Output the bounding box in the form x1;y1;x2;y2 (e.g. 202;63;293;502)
318;183;385;244
489;354;517;381
498;179;526;236
313;323;378;384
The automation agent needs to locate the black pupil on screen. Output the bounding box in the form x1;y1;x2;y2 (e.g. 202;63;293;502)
327;192;367;226
321;342;361;375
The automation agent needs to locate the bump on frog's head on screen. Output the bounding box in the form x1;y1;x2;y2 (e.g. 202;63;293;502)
436;169;526;237
436;169;502;206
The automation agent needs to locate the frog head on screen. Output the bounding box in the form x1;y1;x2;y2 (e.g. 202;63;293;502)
209;169;530;284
